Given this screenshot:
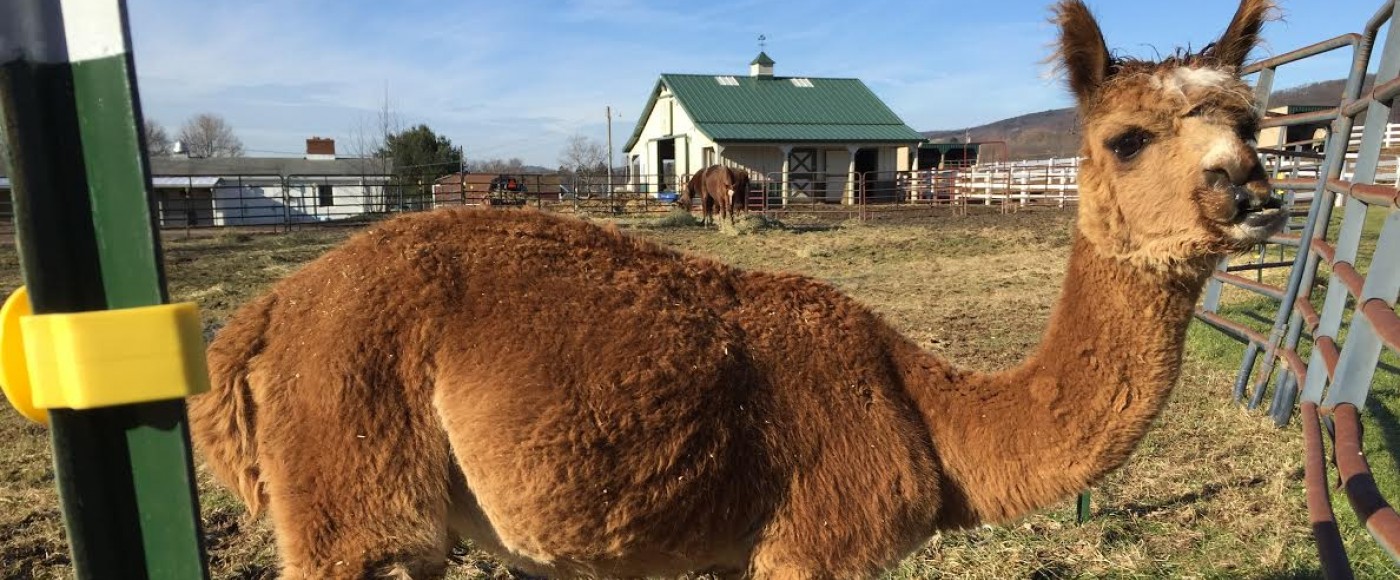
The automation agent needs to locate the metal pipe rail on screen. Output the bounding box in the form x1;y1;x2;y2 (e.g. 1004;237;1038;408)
1261;108;1339;129
1326;178;1400;208
1334;404;1400;560
1302;402;1353;579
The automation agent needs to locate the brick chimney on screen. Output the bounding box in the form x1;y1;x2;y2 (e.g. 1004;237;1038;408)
306;137;336;160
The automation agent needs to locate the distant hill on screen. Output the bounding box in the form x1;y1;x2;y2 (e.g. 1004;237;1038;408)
924;76;1384;161
924;108;1078;161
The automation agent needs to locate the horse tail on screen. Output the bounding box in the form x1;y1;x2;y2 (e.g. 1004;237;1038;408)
188;293;276;518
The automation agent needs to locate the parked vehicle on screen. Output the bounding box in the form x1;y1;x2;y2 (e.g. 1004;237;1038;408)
488;175;527;193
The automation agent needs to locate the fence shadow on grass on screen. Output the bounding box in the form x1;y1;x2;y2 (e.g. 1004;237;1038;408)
1362;362;1400;474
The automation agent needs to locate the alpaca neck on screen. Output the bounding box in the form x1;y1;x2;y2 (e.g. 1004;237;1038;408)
912;232;1212;526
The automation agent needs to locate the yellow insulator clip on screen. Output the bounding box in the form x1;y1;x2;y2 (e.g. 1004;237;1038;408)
0;286;210;425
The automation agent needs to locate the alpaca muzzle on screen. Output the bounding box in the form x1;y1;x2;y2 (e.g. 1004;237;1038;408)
1205;167;1283;230
1233;186;1283;226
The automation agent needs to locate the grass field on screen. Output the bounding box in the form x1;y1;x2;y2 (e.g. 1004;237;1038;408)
0;206;1392;578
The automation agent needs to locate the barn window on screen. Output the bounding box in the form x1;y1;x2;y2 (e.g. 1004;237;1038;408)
790;78;814;88
714;76;739;86
318;184;333;207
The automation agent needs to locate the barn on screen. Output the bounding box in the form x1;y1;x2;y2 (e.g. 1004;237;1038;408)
1257;104;1330;154
622;53;927;204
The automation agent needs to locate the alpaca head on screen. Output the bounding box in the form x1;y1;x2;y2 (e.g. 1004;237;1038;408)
1054;0;1285;269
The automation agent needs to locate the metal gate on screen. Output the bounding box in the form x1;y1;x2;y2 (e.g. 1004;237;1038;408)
1195;2;1400;575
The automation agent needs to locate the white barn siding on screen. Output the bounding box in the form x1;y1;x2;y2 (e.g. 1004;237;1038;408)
627;89;720;194
202;179;387;226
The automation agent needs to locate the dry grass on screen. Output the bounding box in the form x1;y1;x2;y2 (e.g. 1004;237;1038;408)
0;208;1326;578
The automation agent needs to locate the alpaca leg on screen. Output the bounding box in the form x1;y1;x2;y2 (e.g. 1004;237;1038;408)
749;563;828;580
265;465;453;579
746;520;874;580
259;408;454;579
728;188;738;225
747;541;827;580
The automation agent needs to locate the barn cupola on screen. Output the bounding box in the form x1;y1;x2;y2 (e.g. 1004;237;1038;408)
750;51;774;78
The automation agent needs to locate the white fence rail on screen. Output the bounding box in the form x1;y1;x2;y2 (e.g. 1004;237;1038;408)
895;157;1082;209
927;121;1400;210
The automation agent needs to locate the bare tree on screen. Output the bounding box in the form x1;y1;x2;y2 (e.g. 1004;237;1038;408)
559;134;606;175
348;90;403;211
559;134;607;194
143;119;173;157
464;157;526;173
178;113;244;158
473;157;532;175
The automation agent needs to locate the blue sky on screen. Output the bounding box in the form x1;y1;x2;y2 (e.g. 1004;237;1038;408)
126;0;1365;166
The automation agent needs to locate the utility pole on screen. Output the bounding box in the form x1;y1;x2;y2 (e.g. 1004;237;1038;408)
606;105;615;197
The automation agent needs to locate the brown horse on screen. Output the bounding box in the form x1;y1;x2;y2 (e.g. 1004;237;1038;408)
679;165;750;226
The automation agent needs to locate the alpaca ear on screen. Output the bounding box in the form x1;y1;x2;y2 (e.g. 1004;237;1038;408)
1210;0;1275;69
1053;0;1113;103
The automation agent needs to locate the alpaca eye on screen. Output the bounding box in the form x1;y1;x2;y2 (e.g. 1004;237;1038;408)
1107;129;1151;161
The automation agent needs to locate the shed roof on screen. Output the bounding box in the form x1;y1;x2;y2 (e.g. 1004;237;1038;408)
0;157;393;180
623;73;925;151
150;156;392;177
152;176;222;187
1267;104;1333;114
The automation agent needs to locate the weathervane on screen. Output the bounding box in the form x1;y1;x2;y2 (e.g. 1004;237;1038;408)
758;34;766;51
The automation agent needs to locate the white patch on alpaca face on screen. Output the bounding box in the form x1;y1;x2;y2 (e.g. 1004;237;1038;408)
1200;136;1239;173
1173;67;1233;90
1157;67;1234;98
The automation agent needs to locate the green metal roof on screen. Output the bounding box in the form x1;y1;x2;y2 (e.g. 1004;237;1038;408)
700;123;931;142
623;73;925;152
750;51;775;66
1268;104;1332;114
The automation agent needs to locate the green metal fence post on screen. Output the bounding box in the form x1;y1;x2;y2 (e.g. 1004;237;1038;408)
1076;490;1092;525
0;1;210;578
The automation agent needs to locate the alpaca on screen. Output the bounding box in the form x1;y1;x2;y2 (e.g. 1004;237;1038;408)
679;165;750;226
188;1;1283;578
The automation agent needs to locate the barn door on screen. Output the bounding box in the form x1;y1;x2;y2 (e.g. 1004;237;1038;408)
788;148;818;198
